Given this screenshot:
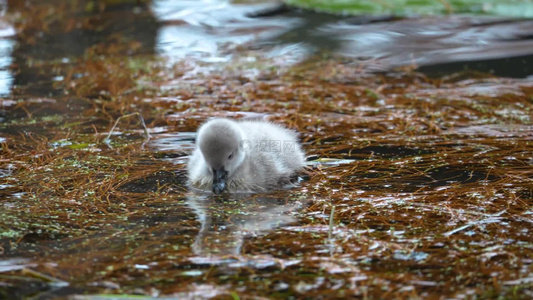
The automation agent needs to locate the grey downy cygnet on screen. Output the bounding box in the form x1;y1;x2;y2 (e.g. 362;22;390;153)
187;118;305;194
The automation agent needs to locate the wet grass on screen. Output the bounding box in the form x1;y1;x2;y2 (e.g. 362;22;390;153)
1;1;532;299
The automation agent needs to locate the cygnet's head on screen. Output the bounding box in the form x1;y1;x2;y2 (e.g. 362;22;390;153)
197;119;245;194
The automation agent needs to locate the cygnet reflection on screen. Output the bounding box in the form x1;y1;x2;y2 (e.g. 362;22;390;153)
186;193;305;258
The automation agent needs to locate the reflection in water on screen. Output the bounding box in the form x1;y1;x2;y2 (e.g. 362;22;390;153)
152;0;306;64
0;37;13;96
152;0;533;77
186;193;305;259
323;16;533;75
147;132;196;152
0;7;14;96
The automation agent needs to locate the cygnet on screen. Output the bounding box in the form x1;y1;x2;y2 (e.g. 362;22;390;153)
187;118;305;194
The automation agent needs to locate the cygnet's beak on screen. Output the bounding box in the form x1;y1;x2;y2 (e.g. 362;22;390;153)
212;167;228;194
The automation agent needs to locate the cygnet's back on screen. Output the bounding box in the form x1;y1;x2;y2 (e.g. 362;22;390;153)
187;119;305;194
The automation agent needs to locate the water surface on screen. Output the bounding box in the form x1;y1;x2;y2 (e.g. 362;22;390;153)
0;0;532;298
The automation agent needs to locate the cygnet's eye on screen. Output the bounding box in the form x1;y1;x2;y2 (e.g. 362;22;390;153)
228;153;233;160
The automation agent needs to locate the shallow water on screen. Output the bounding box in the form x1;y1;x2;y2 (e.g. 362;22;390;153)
1;0;532;299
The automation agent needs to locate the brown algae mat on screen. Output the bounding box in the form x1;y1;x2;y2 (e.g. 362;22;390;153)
1;55;532;298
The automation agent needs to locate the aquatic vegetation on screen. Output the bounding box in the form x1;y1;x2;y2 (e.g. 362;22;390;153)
285;0;533;18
